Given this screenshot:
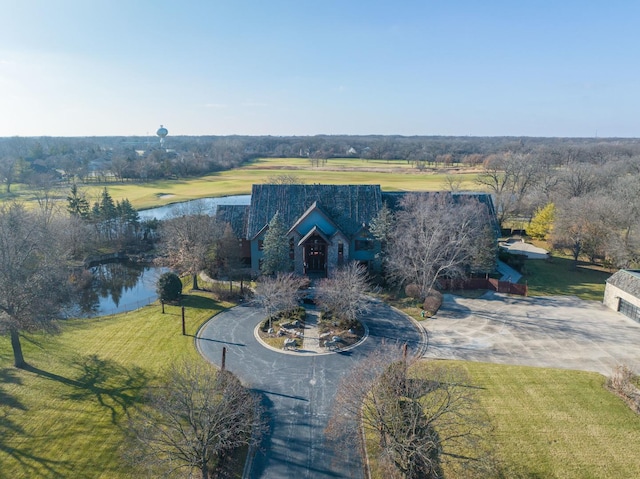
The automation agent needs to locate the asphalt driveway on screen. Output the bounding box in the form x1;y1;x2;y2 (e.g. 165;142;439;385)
425;291;640;376
196;299;424;479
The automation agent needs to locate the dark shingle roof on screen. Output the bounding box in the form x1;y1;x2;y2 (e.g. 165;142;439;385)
606;270;640;297
246;184;383;239
216;204;249;239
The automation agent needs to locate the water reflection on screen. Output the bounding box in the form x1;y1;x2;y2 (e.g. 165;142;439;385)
73;262;169;317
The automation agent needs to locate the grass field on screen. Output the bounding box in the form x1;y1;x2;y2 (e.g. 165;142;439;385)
0;278;231;479
0;157;481;210
465;361;640;479
375;360;640;479
520;255;611;301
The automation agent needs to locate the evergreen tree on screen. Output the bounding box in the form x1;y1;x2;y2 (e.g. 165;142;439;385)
66;183;90;219
156;272;182;303
260;211;290;275
99;187;117;221
116;198;140;239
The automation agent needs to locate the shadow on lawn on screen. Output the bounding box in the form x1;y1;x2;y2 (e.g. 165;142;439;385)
25;354;150;424
0;367;78;479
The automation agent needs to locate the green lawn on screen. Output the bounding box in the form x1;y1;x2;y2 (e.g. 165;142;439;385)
0;281;230;479
402;360;640;479
520;255;611;301
1;157;481;210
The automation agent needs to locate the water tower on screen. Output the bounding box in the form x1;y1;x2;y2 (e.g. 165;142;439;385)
156;125;168;148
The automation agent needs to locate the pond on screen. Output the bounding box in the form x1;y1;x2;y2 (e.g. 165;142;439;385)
71;262;169;318
74;195;251;318
138;194;251;221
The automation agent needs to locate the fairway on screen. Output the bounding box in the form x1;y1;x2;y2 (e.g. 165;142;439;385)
0;157;482;210
100;158;480;210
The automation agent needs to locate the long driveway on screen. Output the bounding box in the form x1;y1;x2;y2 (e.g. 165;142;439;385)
196;299;424;479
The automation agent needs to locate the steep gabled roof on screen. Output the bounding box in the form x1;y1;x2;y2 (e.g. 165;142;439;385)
297;225;332;246
606;270;640;297
246;184;383;240
287;200;341;236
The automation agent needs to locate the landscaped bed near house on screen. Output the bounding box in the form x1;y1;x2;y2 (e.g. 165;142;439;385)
257;306;306;350
317;310;365;348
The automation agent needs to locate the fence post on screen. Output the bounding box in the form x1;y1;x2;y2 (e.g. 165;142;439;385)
181;306;186;335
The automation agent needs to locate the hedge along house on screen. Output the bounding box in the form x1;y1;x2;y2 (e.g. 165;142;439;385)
603;270;640;322
217;184;499;278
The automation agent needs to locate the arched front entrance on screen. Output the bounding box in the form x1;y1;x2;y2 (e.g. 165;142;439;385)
303;235;327;277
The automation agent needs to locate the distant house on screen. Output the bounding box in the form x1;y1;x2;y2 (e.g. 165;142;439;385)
603;270;640;322
217;184;498;278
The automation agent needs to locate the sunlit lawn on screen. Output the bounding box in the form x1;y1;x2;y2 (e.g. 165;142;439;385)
0;157;482;210
367;360;640;479
0;279;231;479
462;361;640;479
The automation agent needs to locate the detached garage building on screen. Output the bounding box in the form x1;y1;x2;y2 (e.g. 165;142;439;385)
604;270;640;322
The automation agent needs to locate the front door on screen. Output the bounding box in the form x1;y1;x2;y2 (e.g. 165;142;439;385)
304;235;327;276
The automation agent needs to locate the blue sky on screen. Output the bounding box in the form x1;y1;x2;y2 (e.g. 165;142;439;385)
0;1;638;137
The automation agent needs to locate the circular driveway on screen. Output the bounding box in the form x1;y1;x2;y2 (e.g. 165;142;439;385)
196;299;424;479
425;291;640;376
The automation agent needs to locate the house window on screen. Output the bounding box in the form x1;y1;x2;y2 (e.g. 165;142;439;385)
289;237;295;260
338;242;344;265
258;239;264;251
355;239;373;251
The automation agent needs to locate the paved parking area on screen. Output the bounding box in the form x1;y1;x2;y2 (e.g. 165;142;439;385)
424;292;640;376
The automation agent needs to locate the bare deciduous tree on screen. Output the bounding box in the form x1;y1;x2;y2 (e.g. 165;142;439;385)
160;206;223;290
326;348;493;479
552;197;614;268
315;262;370;328
558;161;604;199
476;152;540;227
266;174;304;184
126;360;265;479
253;272;305;328
385;193;496;299
0;203;72;368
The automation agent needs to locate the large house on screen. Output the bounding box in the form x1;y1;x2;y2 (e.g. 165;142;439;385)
217;184;498;278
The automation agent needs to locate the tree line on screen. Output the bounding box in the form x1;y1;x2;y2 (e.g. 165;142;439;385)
2;134;640;187
474;150;640;269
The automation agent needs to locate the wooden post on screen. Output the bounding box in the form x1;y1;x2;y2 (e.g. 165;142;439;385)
181;306;186;335
222;347;227;371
